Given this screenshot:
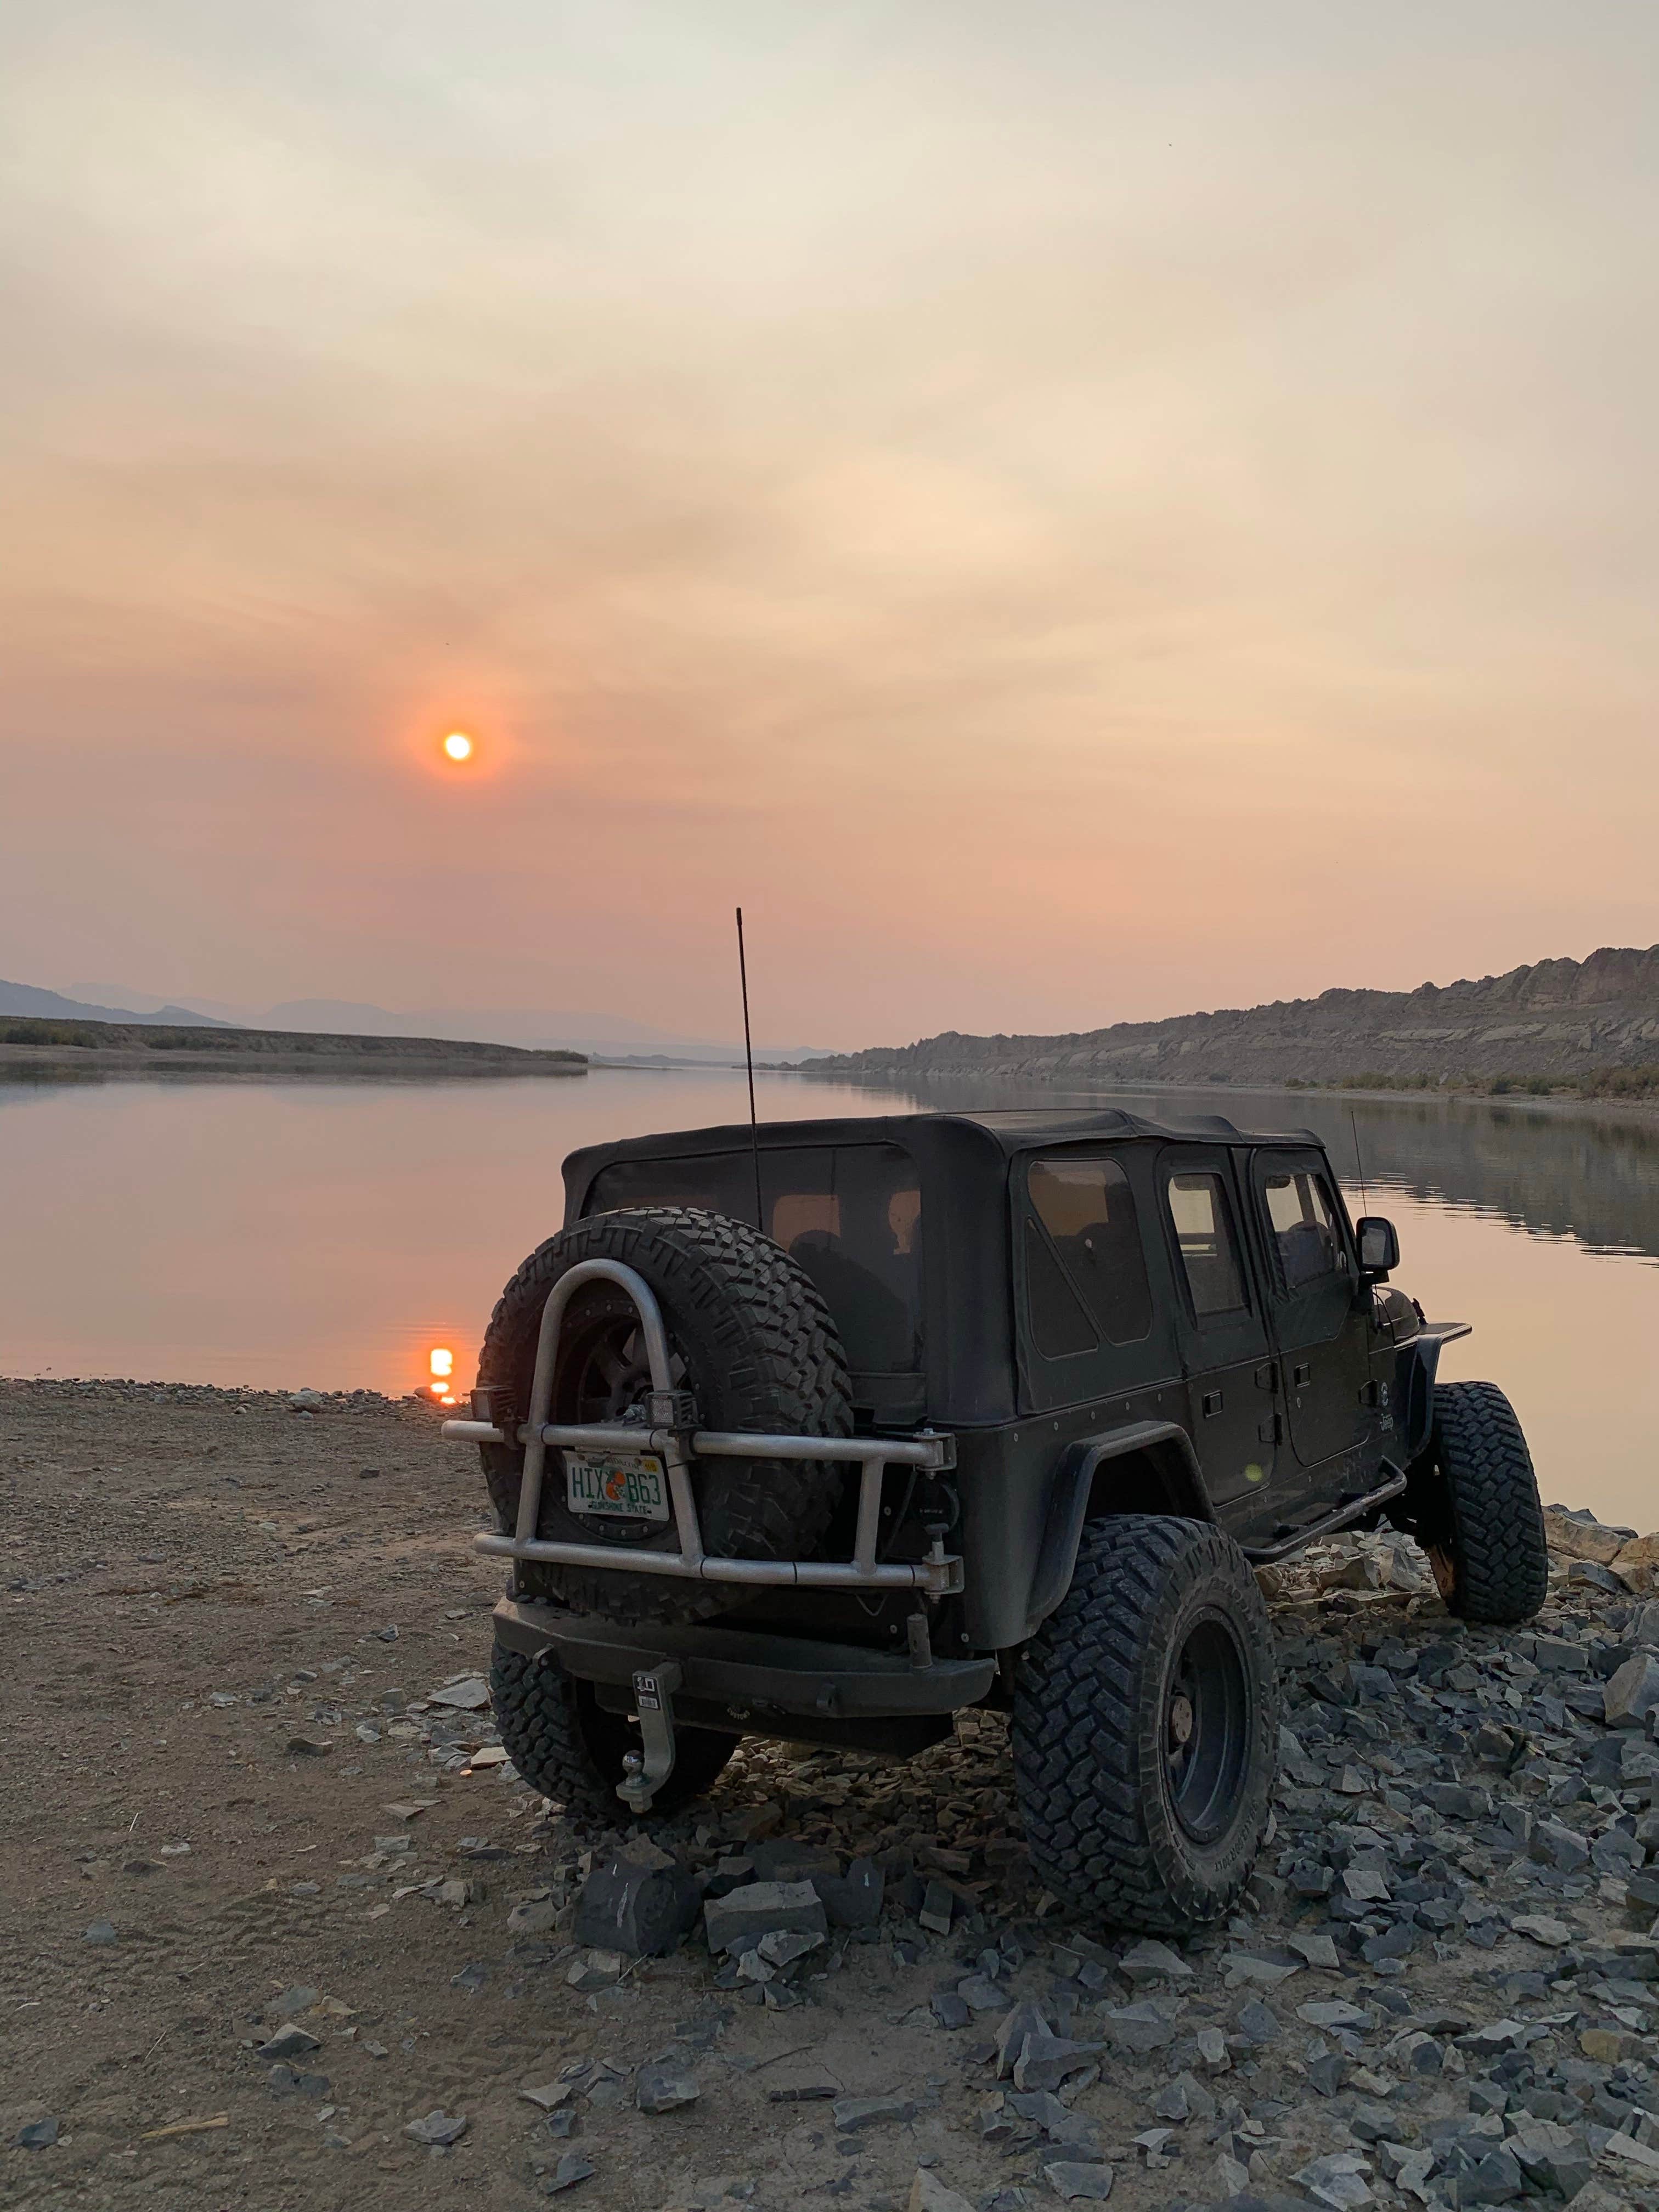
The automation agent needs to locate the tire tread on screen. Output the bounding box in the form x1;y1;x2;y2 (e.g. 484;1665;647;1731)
1012;1515;1278;1934
490;1645;736;1820
1429;1380;1548;1625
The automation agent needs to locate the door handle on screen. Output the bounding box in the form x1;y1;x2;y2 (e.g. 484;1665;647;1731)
1201;1389;1224;1419
1291;1362;1312;1389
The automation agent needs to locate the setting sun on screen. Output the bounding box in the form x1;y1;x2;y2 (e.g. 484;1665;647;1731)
442;732;473;762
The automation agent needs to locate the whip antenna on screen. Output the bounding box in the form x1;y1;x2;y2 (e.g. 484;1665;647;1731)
1349;1106;1371;1217
735;906;764;1232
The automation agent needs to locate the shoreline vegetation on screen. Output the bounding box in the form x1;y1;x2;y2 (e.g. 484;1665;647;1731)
0;1013;588;1077
797;1063;1659;1123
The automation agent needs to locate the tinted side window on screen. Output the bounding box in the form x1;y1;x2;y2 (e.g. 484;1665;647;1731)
1023;1219;1098;1358
1028;1156;1153;1346
1166;1171;1248;1317
1262;1168;1346;1291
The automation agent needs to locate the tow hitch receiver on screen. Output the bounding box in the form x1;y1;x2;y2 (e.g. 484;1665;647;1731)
618;1661;683;1814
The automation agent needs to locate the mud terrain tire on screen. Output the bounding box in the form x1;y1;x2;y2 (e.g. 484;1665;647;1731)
490;1645;737;1820
477;1207;853;1626
1012;1515;1278;1933
1410;1380;1548;1625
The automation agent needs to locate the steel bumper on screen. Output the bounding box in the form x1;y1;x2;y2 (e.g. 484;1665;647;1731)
492;1595;994;1723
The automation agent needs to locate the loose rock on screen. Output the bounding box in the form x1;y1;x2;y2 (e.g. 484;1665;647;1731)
574;1844;699;1958
703;1880;827;1955
1605;1652;1659;1728
832;2095;917;2133
403;2108;469;2147
565;1949;625;1991
1042;2160;1113;2202
637;2064;699;2114
909;2172;975;2212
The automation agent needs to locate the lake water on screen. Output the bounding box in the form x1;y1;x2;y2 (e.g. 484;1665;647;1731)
3;1065;1655;1528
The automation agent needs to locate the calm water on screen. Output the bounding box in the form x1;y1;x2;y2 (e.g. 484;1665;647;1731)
2;1066;1655;1527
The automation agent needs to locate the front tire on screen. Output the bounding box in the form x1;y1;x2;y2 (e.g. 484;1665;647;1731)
1408;1380;1548;1624
490;1645;738;1823
1012;1515;1278;1933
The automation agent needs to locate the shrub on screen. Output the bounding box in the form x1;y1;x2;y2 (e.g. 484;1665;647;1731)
1582;1065;1659;1099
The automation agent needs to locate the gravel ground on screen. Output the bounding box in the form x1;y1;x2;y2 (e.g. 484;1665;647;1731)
3;1378;1658;2212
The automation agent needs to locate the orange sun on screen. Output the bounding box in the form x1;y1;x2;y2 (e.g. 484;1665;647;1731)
442;732;474;762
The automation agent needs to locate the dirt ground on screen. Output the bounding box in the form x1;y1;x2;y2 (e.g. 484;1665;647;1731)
0;1381;1064;2212
5;1379;1657;2212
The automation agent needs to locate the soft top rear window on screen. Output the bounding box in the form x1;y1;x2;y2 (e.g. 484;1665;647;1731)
586;1142;922;1377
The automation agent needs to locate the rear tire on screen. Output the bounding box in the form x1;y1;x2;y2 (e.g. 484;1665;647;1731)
1012;1515;1278;1933
490;1645;738;1822
1409;1380;1548;1624
477;1207;853;1626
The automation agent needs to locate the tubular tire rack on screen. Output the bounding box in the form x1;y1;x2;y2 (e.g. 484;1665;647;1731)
442;1257;962;1598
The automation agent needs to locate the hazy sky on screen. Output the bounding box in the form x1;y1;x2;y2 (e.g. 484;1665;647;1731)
3;1;1656;1048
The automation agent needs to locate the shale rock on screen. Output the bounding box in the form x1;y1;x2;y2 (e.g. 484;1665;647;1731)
573;1843;700;1957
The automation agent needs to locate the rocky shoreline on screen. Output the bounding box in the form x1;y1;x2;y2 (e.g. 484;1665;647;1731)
3;1378;1658;2211
508;1516;1659;2212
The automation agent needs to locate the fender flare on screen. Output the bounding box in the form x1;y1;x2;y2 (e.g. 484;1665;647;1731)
1398;1324;1470;1462
1024;1420;1213;1637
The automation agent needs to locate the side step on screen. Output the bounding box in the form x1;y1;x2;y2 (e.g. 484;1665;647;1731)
1242;1465;1408;1567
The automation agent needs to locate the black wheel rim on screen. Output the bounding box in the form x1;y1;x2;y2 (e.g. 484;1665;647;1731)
1161;1609;1251;1846
550;1288;691;1544
556;1289;689;1426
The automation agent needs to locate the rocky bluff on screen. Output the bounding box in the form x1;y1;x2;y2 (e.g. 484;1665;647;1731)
808;945;1659;1093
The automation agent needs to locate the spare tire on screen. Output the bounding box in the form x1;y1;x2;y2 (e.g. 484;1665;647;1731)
476;1206;854;1626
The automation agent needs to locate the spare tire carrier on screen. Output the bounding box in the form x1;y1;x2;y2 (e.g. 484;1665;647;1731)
443;1240;960;1600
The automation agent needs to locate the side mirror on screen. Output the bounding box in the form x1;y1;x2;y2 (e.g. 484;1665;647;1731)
1357;1216;1400;1279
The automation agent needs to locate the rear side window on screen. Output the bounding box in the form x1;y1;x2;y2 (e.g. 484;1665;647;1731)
1024;1220;1098;1359
587;1142;921;1375
1026;1156;1153;1349
1262;1167;1345;1290
1166;1171;1248;1317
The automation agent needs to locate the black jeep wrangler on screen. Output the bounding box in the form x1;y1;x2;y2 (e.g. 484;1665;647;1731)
445;1106;1548;1931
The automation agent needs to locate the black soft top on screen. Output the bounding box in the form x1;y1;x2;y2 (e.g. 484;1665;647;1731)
566;1104;1320;1182
562;1108;1325;1427
874;1106;1323;1153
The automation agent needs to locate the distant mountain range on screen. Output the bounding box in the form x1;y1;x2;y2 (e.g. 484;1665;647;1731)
31;981;827;1065
0;980;230;1029
804;944;1659;1092
22;944;1658;1091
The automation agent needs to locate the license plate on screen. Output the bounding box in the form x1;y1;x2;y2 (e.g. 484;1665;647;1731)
565;1451;670;1524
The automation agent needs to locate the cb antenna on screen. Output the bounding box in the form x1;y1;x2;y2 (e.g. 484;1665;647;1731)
1348;1106;1371;1217
735;906;764;1231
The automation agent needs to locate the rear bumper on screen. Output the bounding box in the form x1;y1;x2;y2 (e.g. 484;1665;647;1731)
493;1595;995;1725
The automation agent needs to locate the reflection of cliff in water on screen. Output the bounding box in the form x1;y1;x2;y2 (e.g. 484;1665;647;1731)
817;1074;1659;1267
1255;1093;1659;1264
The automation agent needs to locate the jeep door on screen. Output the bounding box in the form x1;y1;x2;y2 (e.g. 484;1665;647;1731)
1156;1149;1282;1523
1246;1149;1375;1472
